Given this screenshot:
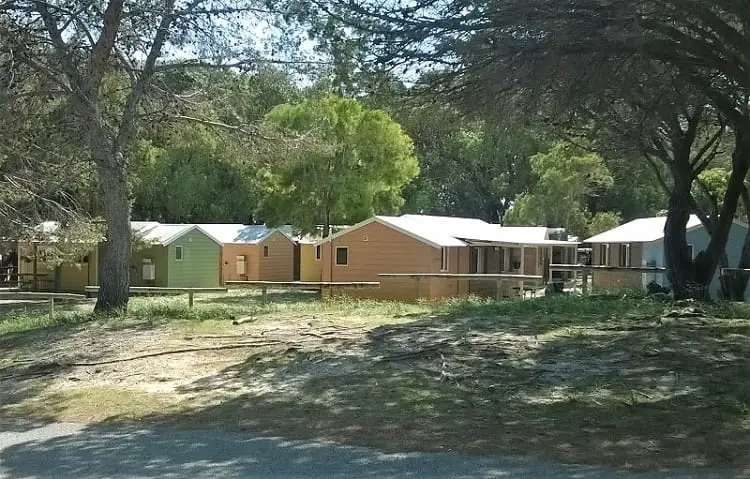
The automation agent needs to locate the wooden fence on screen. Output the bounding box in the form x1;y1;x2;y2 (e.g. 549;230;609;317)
84;286;227;308
378;273;544;300
548;264;667;294
226;281;381;302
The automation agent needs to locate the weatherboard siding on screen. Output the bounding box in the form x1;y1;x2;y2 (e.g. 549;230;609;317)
166;229;221;288
321;221;446;301
299;243;322;282
221;244;260;283
258;231;295;281
591;242;644;291
131;245;169;287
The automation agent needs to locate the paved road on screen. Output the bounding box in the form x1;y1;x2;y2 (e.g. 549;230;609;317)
0;420;739;478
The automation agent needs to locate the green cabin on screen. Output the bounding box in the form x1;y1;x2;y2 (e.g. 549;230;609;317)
129;222;222;288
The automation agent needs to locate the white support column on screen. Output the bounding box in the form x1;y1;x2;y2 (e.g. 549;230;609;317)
519;246;525;298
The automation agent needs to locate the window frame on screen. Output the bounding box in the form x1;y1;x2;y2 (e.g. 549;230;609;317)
175;245;184;261
618;244;631;268
440;247;450;272
688;244;695;260
335;246;349;266
236;255;246;276
600;244;610;266
263;245;269;257
315;245;321;261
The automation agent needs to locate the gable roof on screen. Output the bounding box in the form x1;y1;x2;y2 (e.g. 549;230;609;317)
197;224;274;245
319;215;577;248
131;222;220;246
584;215;703;244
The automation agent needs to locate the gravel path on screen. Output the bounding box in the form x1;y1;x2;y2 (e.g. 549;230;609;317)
0;420;739;478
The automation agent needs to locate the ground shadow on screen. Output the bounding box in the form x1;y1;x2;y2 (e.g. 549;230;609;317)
0;421;727;478
132;296;750;475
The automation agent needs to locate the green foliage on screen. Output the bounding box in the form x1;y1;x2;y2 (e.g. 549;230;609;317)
258;94;419;234
693;168;732;217
587;211;622;237
504;142;614;237
131;126;258;223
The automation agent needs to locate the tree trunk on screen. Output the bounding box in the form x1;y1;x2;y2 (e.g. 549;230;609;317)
94;160;131;312
664;173;701;299
694;127;750;297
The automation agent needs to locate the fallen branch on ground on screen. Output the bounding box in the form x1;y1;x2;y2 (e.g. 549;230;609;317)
10;342;285;369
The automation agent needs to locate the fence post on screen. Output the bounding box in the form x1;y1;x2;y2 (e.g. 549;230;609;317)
495;279;502;301
49;296;55;320
188;291;194;309
582;271;589;295
262;285;268;304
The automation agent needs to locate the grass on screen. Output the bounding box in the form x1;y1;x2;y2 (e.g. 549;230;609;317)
6;387;187;423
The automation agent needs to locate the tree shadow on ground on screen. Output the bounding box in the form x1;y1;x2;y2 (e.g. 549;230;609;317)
126;296;750;476
1;422;693;479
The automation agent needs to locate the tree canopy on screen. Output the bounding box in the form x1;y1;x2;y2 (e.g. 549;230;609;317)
258;94;419;235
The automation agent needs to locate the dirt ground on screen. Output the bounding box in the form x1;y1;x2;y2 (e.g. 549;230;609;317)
1;294;750;476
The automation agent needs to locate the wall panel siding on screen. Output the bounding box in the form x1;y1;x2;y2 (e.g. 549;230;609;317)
167;230;221;288
131;245;169;287
321;221;444;300
299;244;322;282
220;244;259;283
258;232;295;281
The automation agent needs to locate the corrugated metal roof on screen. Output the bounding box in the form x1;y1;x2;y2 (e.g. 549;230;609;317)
370;215;577;248
132;223;198;246
377;215;469;247
197;224;270;245
584;215;703;244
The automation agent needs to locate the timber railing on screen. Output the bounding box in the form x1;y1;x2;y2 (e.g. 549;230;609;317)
0;291;87;318
84;286;228;308
548;264;667;294
226;281;381;302
378;273;544;300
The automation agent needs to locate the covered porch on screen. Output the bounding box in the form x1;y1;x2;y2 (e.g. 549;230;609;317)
466;241;579;298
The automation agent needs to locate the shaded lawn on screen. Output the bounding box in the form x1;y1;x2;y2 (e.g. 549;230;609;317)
2;294;750;474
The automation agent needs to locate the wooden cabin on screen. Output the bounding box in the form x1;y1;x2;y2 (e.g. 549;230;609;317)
317;215;578;301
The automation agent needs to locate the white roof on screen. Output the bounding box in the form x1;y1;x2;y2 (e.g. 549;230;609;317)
197;224;283;245
378;215;470;247
585;215;703;244
132;222;203;246
322;214;578;248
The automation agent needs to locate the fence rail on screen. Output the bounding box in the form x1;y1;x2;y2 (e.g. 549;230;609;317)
378;273;544;300
226;281;381;302
84;286;227;308
0;291;87;318
548;264;667;294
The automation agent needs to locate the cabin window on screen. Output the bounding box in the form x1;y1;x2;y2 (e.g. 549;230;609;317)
315;245;321;260
175;245;184;261
618;244;630;267
263;246;269;257
688;244;695;259
600;244;610;266
440;247;449;272
236;255;246;275
335;247;349;266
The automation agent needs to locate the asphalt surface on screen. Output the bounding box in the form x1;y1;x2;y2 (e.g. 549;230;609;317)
0;420;740;478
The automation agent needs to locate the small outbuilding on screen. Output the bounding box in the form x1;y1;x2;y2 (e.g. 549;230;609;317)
198;224;296;284
129;222;222;288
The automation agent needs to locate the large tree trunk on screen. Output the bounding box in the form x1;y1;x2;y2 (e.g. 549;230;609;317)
664;172;701;299
94;159;131;312
694;127;750;298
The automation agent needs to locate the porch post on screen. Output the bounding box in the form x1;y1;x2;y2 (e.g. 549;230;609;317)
519;246;525;298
